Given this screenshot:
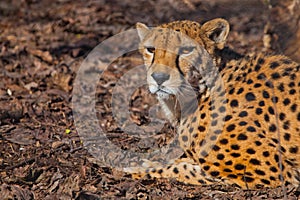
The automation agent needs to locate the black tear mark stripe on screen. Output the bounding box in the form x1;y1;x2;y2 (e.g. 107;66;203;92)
151;51;155;66
175;55;185;76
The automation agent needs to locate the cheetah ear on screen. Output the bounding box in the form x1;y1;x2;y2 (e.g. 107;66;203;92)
201;18;230;49
136;22;149;41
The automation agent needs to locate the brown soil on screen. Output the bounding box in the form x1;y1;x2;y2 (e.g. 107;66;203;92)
0;0;299;199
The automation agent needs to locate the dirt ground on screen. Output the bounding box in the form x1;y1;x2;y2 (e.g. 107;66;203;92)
1;0;300;199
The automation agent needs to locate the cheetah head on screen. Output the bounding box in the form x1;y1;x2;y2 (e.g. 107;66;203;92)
136;18;229;100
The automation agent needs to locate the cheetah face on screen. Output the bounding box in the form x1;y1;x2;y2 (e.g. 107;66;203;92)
136;19;230;100
136;24;201;99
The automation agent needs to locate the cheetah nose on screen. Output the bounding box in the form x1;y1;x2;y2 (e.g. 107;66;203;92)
151;72;170;85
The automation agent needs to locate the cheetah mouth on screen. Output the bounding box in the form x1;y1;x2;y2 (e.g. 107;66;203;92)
155;89;171;99
150;86;175;99
148;84;176;99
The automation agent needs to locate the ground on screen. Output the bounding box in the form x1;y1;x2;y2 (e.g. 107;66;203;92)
0;0;299;199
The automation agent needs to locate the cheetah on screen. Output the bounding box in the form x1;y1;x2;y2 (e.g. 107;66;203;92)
127;18;300;189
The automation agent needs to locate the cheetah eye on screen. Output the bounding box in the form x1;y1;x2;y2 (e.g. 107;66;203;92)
179;46;196;55
145;46;155;54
